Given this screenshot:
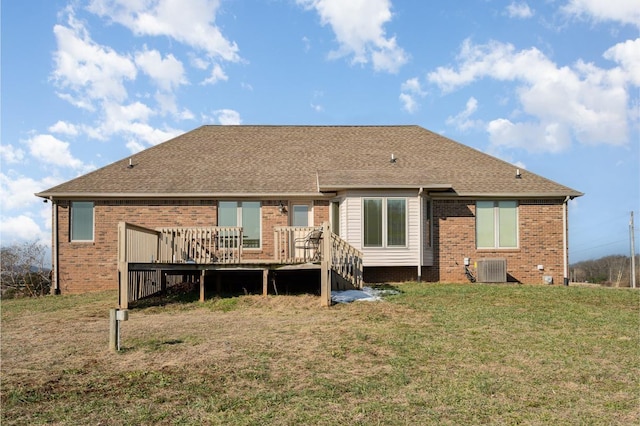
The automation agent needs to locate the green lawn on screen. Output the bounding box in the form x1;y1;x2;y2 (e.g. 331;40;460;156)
2;283;638;425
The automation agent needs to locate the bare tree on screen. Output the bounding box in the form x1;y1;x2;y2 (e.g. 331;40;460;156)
571;255;639;287
1;241;51;298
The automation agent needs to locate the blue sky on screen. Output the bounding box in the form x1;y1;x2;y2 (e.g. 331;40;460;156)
1;0;638;263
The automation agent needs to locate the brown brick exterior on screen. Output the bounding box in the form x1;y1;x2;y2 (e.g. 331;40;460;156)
53;197;566;293
55;199;296;293
364;199;566;285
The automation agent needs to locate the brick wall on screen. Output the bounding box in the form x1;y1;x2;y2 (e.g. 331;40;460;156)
430;199;565;284
54;199;331;293
53;197;566;292
364;199;565;285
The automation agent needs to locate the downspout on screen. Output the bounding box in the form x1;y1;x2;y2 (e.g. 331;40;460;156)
51;197;60;294
418;187;424;282
563;196;569;286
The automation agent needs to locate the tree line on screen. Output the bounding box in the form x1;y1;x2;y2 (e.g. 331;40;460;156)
570;254;639;287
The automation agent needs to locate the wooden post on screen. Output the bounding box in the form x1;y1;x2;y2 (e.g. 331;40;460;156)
320;222;332;307
199;270;205;302
117;222;129;309
109;308;118;352
263;268;269;296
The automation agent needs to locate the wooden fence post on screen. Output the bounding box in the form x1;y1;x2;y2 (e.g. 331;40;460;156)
109;308;118;352
320;222;332;307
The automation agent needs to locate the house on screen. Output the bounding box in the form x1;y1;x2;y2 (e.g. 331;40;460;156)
36;125;582;304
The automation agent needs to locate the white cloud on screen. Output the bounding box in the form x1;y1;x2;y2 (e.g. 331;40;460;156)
0;145;25;164
52;8;137;107
446;97;483;131
506;2;534;19
427;38;637;151
310;103;324;112
486;118;572;153
207;109;242;125
399;77;426;113
297;0;408;73
0;214;49;245
562;0;640;28
49;120;79;136
135;48;187;91
101;101;154;132
604;38;640;86
0;173;62;211
126;140;147;153
23;134;87;170
87;0;240;61
201;63;228;85
302;36;311;52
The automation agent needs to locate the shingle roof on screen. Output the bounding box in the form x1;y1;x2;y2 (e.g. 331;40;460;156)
36;125;582;198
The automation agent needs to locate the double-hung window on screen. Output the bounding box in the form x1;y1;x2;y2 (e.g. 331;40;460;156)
71;201;94;241
476;201;518;249
218;201;261;248
363;198;407;248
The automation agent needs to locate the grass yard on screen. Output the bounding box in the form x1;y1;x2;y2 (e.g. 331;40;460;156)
1;283;638;425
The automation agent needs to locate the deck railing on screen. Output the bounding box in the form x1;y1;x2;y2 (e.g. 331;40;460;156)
274;226;320;263
118;222;161;264
329;232;364;289
157;226;243;264
118;221;364;308
275;224;363;289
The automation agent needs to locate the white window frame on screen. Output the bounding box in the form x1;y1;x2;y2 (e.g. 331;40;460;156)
362;197;408;248
218;201;262;249
70;201;95;242
291;203;313;227
476;200;519;249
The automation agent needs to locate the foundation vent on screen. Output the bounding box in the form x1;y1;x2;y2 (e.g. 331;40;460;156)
477;258;507;283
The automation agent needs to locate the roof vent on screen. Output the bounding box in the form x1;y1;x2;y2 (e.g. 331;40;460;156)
515;168;521;179
390;153;396;163
127;158;134;169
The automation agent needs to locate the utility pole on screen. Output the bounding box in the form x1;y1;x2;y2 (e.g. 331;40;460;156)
631;211;636;289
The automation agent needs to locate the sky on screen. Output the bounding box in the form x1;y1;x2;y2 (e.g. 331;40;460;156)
1;0;639;264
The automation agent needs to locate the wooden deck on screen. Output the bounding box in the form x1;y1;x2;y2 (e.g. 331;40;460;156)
118;222;363;308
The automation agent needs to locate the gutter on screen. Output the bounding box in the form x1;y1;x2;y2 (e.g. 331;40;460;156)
563;196;570;286
449;192;584;198
50;197;60;294
319;184;452;191
418;187;424;281
35;191;336;199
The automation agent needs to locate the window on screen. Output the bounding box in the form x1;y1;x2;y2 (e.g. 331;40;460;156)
71;201;94;241
292;204;310;227
476;201;518;248
363;198;407;248
218;201;261;248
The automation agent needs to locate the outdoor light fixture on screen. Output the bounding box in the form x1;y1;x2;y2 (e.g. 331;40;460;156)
278;202;287;214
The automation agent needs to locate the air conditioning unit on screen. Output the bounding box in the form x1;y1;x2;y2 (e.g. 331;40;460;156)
476;258;507;283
